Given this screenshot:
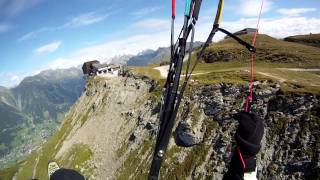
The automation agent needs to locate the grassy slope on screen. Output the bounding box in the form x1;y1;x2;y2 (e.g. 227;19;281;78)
0;165;20;180
10;109;92;180
129;66;162;81
193;34;320;94
284;33;320;48
202;34;320;66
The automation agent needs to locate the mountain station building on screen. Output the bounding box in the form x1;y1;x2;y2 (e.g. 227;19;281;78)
82;60;122;77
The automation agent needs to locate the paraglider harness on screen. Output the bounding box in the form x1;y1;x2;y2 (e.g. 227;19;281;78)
148;0;263;179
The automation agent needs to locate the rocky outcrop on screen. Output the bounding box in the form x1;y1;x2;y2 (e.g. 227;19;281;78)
203;50;237;63
175;119;204;147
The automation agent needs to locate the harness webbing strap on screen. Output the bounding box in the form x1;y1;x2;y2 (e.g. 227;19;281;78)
245;0;264;112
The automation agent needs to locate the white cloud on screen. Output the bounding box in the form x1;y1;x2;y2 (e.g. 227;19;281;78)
46;32;170;69
10;75;20;82
131;18;169;31
34;41;62;55
0;23;10;33
62;12;109;28
132;6;162;17
19;32;37;41
237;0;273;17
0;72;27;87
46;58;76;70
220;17;320;39
18;27;49;41
45;13;320;70
7;75;23;87
19;11;108;41
75;33;168;56
0;0;43;17
277;8;317;17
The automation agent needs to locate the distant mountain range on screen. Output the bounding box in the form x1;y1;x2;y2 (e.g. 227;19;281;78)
0;68;85;162
108;55;133;64
127;48;170;66
127;41;203;66
11;68;85;123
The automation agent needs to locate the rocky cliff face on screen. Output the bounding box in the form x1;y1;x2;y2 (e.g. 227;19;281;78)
6;75;319;180
116;79;320;180
54;75;157;179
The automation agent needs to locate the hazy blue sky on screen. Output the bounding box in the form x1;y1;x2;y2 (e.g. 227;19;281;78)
0;0;319;87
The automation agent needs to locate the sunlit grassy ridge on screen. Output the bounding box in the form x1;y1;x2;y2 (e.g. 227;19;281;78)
206;34;319;66
284;33;320;48
132;34;320;94
129;66;162;81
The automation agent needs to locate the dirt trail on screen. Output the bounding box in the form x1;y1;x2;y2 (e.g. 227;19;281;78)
153;64;320;86
277;68;320;72
32;151;41;179
154;65;212;79
257;72;287;83
181;72;211;77
153;54;190;78
153;65;169;78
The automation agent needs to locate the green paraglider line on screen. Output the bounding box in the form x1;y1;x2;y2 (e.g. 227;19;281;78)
184;0;192;17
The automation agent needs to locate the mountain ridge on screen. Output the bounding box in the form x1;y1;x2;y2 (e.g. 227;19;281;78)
284;33;320;48
0;67;86;167
127;42;203;66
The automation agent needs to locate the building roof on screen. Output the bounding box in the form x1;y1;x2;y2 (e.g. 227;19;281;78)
224;28;258;39
92;63;109;69
109;64;121;69
234;28;257;34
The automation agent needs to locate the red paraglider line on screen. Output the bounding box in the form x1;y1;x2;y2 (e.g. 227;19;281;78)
245;0;264;112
